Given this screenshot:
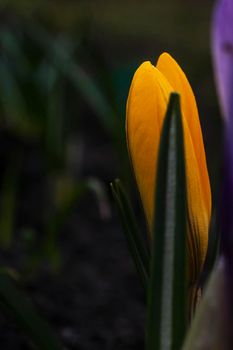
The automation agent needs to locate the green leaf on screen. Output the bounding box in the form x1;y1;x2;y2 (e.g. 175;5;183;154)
35;30;118;135
146;93;187;350
45;79;64;170
0;30;30;74
0;57;26;129
0;270;63;350
44;180;87;268
68;64;118;134
44;177;109;269
111;179;150;291
0;155;21;248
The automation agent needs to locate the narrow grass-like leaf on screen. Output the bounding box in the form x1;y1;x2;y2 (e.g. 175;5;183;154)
0;58;26;130
0;270;63;350
35;29;118;135
44;181;87;268
111;179;149;291
172;95;187;349
45;80;64;170
146;93;187;350
113;179;150;271
0;30;30;74
45;178;109;268
0;155;21;248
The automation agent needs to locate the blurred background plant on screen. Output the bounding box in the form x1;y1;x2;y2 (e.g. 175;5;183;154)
0;2;130;270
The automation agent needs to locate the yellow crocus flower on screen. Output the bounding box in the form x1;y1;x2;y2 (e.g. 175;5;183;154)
126;52;211;287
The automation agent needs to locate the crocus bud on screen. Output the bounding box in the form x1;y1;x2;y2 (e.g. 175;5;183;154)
126;53;211;287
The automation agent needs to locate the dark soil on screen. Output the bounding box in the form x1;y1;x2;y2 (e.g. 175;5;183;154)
0;121;146;349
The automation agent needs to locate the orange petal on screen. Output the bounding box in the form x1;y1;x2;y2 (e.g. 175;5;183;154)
156;52;211;221
126;61;174;227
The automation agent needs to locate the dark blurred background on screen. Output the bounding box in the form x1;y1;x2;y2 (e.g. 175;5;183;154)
0;1;222;349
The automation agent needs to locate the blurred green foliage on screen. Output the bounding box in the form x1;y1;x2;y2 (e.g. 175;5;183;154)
0;6;129;270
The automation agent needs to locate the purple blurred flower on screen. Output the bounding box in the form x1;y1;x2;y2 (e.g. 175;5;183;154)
211;5;233;341
212;0;233;124
212;0;233;258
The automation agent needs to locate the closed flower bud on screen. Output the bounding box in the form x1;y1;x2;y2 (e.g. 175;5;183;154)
126;53;211;287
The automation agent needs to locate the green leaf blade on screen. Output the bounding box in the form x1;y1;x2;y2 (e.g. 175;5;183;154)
172;95;187;349
146;93;187;350
111;179;150;291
